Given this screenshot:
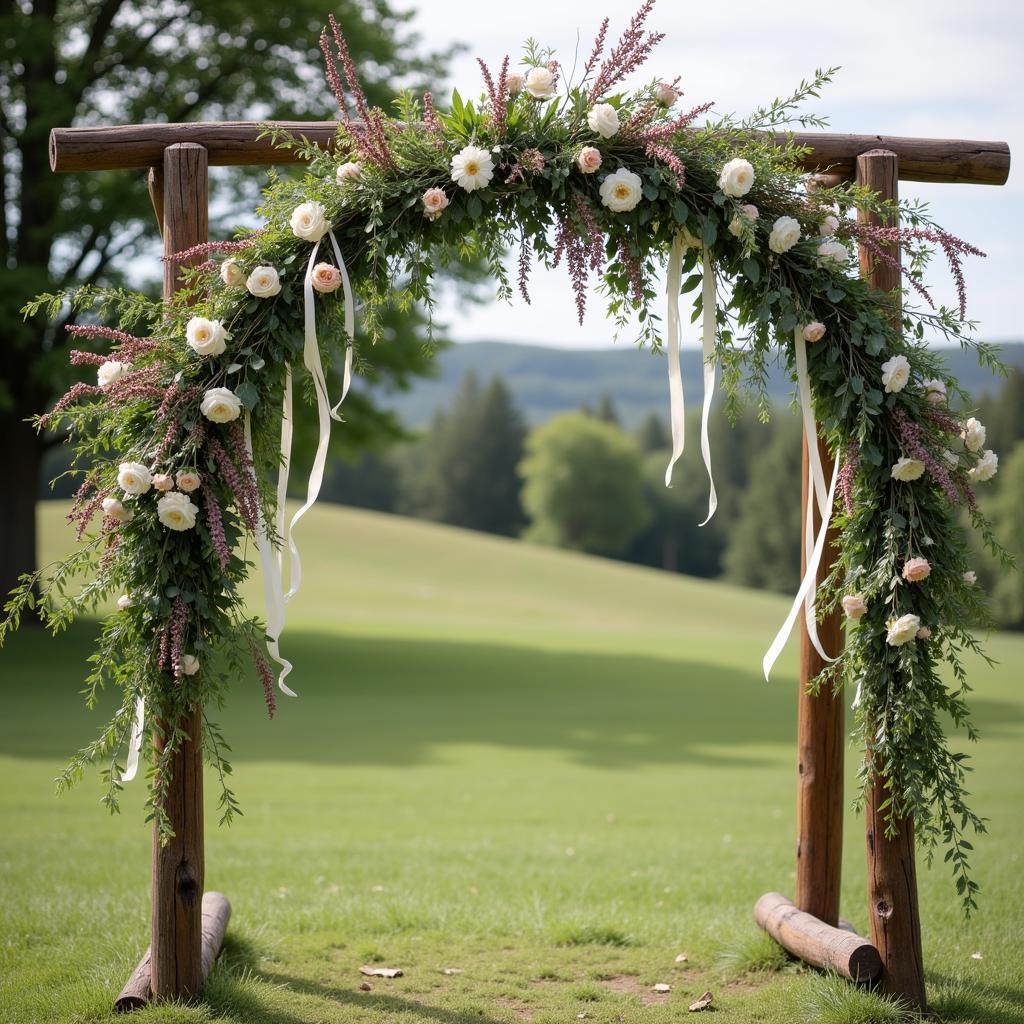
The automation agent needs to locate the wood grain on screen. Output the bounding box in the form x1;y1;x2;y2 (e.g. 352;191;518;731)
755;892;882;982
856;149;927;1012
48;122;1010;184
795;431;844;927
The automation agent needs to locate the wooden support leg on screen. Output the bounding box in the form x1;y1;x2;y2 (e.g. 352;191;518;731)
795;432;844;926
856;148;926;1011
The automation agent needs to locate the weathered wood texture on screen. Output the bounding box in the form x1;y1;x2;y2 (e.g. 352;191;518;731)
49;122;1010;184
795;431;845;926
161;144;207;296
147;165;164;239
755;892;882;982
856;149;927;1012
115;892;231;1013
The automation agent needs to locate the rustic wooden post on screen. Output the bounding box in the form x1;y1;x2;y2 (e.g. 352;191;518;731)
150;142;209;1002
855;149;927;1011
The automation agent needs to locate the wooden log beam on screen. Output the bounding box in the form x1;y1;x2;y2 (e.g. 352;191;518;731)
48;122;1011;185
115;892;232;1013
754;892;882;983
856;149;927;1013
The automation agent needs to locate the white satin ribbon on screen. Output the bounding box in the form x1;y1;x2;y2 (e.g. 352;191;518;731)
697;247;718;526
120;695;146;782
664;236;685;487
762;455;840;681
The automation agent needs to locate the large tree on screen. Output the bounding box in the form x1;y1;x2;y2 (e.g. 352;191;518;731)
1;0;450;600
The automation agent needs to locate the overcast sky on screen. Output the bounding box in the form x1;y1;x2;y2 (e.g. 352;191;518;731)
405;0;1021;348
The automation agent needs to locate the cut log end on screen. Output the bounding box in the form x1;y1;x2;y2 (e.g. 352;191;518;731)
115;891;231;1013
754;892;882;984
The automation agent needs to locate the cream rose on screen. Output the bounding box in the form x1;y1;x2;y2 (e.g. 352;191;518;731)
891;457;926;482
841;594;867;620
185;316;228;358
923;379;947;405
886;613;921;647
881;354;911;394
678;226;703;250
768;216;800;254
181;654;201;676
200;387;242;424
902;557;931;583
118;461;152;495
506;71;525;95
803;322;826;343
101;497;133;523
421;187;449;221
336;161;361;185
599;168;643;213
97;360;129;388
817;240;849;266
176;470;201;493
727;203;758;237
577;146;602;174
451;145;494;192
718;158;755;198
152;473;174;492
310;262;342;293
968;449;998;482
524;66;556;99
290;200;328;242
819;214;840;237
157;490;198;532
246;266;282;298
116;594;131;611
960;417;986;453
963;570;977;585
220;259;245;288
654;81;680;106
587;103;620;139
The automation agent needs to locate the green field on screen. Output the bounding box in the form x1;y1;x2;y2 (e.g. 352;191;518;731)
1;502;1021;1024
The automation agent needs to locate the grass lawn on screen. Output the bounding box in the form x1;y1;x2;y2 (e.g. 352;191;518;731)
0;502;1021;1024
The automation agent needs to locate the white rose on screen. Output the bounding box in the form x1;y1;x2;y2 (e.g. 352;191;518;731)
185;316;228;358
246;266;282;298
654;82;680;106
718;158;755;198
886;613;921;647
817;240;849;266
524;66;556;100
220;259;245;288
963;570;977;585
891;457;926;482
599;168;643;213
102;497;133;523
880;354;911;394
819;215;840;237
116;594;131;611
290;200;328;242
181;654;201;676
960;417;986;453
968;449;998;482
336;161;361;185
923;379;947;404
450;145;494;192
768;216;800;254
506;71;525;96
727;203;758;237
587;103;620;139
157;490;198;532
97;360;129;388
200;387;242;423
678;226;703;250
118;461;152;495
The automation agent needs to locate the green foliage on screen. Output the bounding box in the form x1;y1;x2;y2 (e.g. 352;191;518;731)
520;413;651;556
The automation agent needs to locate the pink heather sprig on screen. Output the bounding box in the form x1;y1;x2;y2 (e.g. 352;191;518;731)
69;349;109;366
518;234;532;305
645;142;686;189
208;437;258;531
151;418;181;467
319;27;350;118
202;487;231;572
617;236;645;306
169;597;188;678
422;92;444;142
477;57;498;114
40;382;100;427
584;17;610;77
839;443;860;514
162;233;263;265
892;406;961;506
494;56;510;136
552;217;589;323
621;101;658;136
72;485;111;541
572;193;605;273
65;323;149;347
158;620;172;674
100;526;122;570
636;101;715;143
926;409;962;435
590;1;664;100
249;640;277;720
105;366;166;405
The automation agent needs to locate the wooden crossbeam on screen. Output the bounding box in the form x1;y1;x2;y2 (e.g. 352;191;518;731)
49;122;1011;184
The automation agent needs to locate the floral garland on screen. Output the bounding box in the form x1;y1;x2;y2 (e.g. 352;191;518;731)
6;1;1008;909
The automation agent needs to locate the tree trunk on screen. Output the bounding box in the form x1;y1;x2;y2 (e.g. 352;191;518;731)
0;406;43;616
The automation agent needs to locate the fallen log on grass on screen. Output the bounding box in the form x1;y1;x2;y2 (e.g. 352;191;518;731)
115;891;231;1012
754;892;881;983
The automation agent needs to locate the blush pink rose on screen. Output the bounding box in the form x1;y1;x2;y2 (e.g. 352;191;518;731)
803;322;826;343
176;471;201;493
916;625;932;640
576;146;602;174
422;187;449;221
902;557;931;583
841;594;867;620
310;262;342;294
152;473;174;492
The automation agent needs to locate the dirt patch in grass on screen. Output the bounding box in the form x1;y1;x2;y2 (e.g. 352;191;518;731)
600;975;671;1006
494;995;534;1021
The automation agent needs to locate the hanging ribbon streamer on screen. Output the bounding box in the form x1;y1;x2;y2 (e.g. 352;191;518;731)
697;246;718;526
664;236;685;487
119;695;146;783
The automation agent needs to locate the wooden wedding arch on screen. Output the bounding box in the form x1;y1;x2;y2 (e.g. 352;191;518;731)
47;123;1010;1012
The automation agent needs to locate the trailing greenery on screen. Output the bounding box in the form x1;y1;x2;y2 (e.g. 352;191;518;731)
3;4;1009;910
